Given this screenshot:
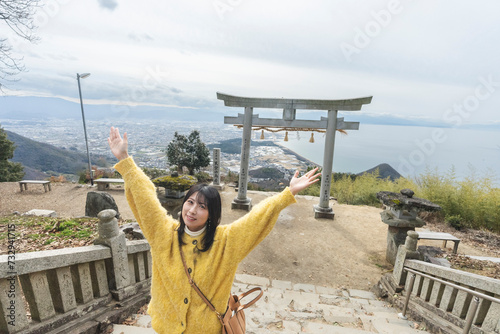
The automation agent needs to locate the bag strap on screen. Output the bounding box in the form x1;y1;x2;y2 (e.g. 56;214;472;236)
179;243;224;322
235;287;263;312
179;243;264;320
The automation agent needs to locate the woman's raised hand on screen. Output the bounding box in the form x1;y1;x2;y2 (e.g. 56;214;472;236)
288;167;321;196
108;126;129;161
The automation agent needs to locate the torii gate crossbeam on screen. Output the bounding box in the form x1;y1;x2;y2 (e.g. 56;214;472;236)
217;92;372;219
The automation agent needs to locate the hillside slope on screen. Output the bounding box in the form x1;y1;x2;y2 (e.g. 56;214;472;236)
6;130;90;175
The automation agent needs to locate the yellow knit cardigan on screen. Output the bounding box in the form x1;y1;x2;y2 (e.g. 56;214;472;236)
115;157;297;334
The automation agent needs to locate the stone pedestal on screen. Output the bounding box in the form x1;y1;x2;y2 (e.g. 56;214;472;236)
231;197;252;211
313;205;335;219
211;183;225;190
380;210;425;265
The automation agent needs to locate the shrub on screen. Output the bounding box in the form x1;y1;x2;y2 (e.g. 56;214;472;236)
330;170;412;206
416;168;500;232
49;175;67;182
195;171;212;183
78;170;87;184
152;174;197;191
446;215;463;230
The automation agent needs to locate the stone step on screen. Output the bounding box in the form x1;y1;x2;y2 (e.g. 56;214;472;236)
112;274;430;334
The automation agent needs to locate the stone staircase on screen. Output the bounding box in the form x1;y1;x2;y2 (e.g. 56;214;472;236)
111;274;430;334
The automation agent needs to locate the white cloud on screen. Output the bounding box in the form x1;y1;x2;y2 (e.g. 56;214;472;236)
4;0;500;125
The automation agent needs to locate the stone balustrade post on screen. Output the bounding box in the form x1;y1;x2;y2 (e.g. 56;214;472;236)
0;276;29;333
94;209;130;297
392;231;422;288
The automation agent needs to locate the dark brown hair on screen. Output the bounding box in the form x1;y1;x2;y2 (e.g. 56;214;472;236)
177;183;221;252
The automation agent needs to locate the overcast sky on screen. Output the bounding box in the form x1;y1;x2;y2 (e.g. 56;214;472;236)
3;0;500;125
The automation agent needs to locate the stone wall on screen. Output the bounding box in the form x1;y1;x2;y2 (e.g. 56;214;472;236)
0;210;152;334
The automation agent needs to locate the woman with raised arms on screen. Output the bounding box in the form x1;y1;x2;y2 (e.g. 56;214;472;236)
108;126;320;333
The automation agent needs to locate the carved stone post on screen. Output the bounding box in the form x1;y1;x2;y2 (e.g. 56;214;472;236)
211;148;224;190
94;209;130;299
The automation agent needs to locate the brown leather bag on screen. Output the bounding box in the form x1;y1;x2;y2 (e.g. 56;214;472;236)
180;245;263;333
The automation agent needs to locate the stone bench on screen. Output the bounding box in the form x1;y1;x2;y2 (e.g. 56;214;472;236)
417;231;460;254
19;180;51;192
95;178;125;191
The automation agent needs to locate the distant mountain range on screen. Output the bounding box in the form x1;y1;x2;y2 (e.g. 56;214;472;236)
2;95;498;130
0;96;228;122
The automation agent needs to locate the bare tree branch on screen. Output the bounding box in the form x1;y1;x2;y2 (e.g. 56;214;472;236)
0;0;41;89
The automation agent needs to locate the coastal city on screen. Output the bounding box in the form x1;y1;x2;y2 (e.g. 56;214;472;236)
1;118;312;180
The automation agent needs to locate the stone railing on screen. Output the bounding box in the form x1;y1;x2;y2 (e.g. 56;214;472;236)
377;231;500;334
0;210;152;334
402;260;500;333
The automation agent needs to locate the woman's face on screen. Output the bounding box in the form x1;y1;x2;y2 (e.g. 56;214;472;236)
182;192;209;232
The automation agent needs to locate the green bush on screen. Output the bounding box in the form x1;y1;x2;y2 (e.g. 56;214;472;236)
445;214;463;230
330;170;417;206
195;171;212;183
152;174;197;191
417;168;499;232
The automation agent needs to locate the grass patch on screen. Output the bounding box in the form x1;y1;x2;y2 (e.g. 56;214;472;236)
0;216;99;254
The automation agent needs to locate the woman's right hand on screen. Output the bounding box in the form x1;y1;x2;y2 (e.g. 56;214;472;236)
108;126;129;161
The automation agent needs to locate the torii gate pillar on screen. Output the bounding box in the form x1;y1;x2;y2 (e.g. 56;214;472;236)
233;106;253;210
218;92;372;218
314;110;338;219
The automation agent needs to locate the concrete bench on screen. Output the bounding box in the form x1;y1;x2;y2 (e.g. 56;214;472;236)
95;178;125;191
417;231;460;254
19;180;51;192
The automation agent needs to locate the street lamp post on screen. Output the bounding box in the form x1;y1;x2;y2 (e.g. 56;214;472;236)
77;72;93;185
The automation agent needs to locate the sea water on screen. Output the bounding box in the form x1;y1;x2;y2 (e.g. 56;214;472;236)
275;124;500;180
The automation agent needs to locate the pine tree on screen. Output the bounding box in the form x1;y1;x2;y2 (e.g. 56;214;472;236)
166;130;210;175
0;125;25;181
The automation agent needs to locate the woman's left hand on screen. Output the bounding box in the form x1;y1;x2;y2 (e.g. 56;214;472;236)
289;167;321;196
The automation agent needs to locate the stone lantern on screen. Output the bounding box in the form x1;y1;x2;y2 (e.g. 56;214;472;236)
377;189;441;265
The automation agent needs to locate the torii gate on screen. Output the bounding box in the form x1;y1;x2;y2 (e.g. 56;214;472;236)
217;92;372;219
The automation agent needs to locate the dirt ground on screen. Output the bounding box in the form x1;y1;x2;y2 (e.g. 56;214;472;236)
1;181;497;290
